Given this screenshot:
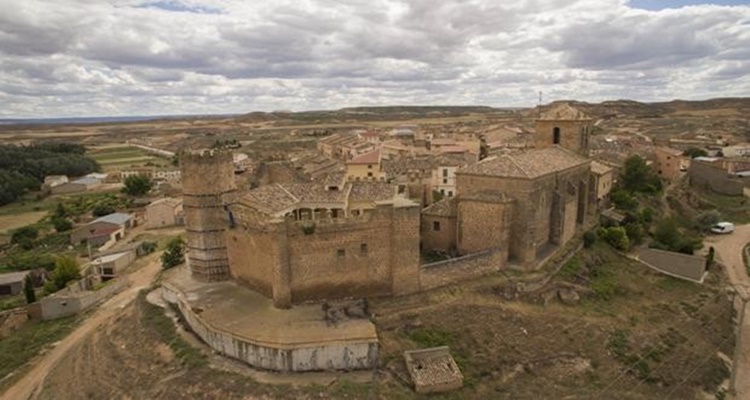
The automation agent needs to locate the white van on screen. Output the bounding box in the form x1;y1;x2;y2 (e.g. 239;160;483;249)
711;222;735;234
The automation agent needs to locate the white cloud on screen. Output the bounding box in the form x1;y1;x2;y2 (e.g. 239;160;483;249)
0;0;747;117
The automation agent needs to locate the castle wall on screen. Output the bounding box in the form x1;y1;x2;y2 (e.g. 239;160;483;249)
181;150;237;281
420;214;457;253
286;213;394;302
230;203;421;306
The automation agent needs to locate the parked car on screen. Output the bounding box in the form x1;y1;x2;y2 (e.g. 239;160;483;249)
710;222;735;234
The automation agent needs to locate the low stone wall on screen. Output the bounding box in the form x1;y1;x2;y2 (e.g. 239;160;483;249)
161;282;378;372
420;250;503;291
689;161;745;196
37;278;127;320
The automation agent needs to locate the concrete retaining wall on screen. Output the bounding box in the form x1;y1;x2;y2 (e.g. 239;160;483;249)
161;282;378;372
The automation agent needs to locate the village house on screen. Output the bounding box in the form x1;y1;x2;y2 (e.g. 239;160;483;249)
145;197;184;229
591;160;615;207
0;271;31;296
50;173;106;195
70;212;134;245
346;149;386;182
92;250;137;281
654;146;688;180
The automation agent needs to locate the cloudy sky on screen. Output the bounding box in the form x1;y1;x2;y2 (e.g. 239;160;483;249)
0;0;748;118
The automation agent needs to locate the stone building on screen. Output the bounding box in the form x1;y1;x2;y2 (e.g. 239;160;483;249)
535;103;593;156
421;146;591;269
590;160;615;207
345;148;386;182
654;146;688;181
180;149;420;308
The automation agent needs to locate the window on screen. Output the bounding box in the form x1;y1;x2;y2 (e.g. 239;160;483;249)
443;178;448;184
360;243;368;255
440;189;445;195
448;191;453;196
337;249;345;258
367;172;373;177
433;221;440;231
553;127;561;144
442;169;448;177
368;164;373;169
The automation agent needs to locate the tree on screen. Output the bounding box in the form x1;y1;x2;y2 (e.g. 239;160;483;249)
611;189;638;211
92;203;116;217
161;237;185;269
51;216;73;232
683;147;708;159
45;256;81;294
11;225;38;244
620;155;662;194
122;175;153;196
23;274;36;304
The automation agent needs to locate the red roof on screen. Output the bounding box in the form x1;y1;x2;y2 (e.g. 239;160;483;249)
347;149;381;165
89;226;120;238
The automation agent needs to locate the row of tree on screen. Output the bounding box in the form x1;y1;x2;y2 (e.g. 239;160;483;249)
0;143;100;205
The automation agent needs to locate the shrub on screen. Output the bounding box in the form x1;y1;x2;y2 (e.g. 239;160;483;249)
23;274;36;304
45;256;81;294
161;237;185;269
92;204;116;217
11;226;38;244
611;190;638;211
602;227;630;251
583;230;598;248
51;216;72;232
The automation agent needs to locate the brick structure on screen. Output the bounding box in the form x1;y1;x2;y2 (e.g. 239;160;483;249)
535;103;593;156
181;149;237;282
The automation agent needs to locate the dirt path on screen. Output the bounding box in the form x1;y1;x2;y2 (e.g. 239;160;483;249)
1;254;163;400
705;224;750;399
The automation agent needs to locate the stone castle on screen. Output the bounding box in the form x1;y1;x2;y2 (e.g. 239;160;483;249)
163;103;601;372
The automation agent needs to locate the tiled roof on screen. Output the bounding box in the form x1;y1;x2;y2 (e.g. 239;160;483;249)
538;103;591;121
431;138;457;146
283;183;349;203
439;145;467;154
240;184;299;214
591;161;614;175
422;197;457;217
348;182;395;203
457;146;589;179
347;148;381;165
0;270;30;286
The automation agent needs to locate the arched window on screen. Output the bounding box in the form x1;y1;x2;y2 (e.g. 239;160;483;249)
553;127;561;144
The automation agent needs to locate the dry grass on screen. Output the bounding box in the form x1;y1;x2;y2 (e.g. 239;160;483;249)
0;211;48;234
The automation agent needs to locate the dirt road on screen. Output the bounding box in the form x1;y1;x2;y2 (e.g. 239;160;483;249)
705;224;750;399
1;254;163;400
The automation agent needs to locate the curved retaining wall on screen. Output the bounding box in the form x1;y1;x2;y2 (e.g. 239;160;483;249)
161;282;378;372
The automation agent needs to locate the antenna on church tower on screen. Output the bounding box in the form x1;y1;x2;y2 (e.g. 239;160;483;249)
538;91;543;118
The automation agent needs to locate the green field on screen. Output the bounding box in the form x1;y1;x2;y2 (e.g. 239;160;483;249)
89;146;169;169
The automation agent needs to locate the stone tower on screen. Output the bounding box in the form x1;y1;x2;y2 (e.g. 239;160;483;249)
535;103;593;156
180;149;236;281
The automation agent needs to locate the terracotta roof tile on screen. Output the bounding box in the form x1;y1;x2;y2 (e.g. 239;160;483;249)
422;197;457;217
347;148;381;165
457;146;589;179
348;182;395;202
538;103;591;121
